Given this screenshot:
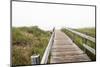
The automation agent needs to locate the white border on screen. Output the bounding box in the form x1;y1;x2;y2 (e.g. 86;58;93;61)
0;0;100;67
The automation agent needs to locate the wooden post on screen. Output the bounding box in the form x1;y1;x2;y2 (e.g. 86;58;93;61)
83;32;87;53
83;39;86;53
31;54;40;64
72;33;75;42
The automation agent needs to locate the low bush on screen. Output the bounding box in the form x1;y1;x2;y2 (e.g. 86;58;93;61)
12;26;51;65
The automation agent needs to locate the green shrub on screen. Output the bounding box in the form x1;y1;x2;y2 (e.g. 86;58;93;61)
12;26;51;65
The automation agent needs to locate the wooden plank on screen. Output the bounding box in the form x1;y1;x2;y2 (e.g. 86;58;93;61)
40;31;55;64
83;44;95;55
50;30;90;63
66;28;95;43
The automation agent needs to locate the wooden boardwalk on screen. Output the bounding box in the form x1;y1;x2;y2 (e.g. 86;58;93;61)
50;30;91;63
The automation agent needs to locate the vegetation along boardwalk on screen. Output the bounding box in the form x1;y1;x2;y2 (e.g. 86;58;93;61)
50;30;91;63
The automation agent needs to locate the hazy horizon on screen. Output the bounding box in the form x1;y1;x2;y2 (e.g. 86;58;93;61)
12;1;95;31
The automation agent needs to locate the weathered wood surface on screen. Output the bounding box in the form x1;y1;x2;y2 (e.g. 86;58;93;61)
50;30;91;63
41;31;55;64
66;28;95;43
83;44;95;55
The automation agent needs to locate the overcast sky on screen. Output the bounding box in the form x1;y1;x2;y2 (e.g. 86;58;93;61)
12;1;95;30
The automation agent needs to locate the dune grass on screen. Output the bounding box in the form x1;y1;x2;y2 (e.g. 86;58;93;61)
61;27;96;61
12;26;51;65
73;27;95;37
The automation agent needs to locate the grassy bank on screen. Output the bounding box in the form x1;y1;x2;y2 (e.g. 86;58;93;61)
73;27;95;37
12;26;51;65
61;27;96;61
